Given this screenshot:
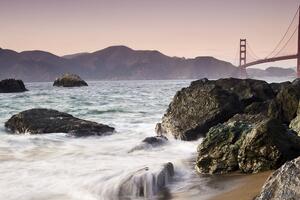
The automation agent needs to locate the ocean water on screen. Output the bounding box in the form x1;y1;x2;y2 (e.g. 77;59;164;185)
0;77;295;200
0;80;215;200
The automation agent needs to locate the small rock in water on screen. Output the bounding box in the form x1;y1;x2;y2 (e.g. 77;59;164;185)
5;108;114;137
53;73;88;87
0;79;28;93
119;162;174;199
128;136;168;153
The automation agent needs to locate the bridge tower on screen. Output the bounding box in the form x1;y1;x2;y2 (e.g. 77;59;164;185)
239;39;247;78
297;5;300;78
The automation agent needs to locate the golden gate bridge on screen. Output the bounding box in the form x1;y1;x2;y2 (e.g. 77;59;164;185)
237;6;300;78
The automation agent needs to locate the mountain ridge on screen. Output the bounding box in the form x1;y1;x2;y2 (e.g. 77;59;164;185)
0;45;238;81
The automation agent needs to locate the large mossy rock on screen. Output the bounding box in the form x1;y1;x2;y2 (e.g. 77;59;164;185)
53;73;88;87
196;121;251;174
0;79;28;93
5;108;114;137
196;118;300;174
158;78;275;140
256;156;300;200
238;119;300;173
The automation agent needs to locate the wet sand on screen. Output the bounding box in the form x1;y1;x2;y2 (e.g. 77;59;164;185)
210;171;272;200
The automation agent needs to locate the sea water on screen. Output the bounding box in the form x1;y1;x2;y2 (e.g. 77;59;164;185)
0;77;294;200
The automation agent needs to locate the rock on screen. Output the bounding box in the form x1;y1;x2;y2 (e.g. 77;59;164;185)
158;78;276;140
238;119;300;173
196;121;251;174
119;162;174;199
196;117;300;174
53;73;88;87
244;101;270;116
128;136;168;153
256;156;300;200
270;81;291;95
268;84;300;123
160;80;243;140
213;78;275;106
5;108;114;137
142;136;168;146
155;123;164;136
0;79;28;93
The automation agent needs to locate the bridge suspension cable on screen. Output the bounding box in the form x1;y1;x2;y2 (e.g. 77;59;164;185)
265;7;299;59
273;25;298;57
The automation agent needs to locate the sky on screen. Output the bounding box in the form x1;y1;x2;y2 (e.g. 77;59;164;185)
0;0;299;68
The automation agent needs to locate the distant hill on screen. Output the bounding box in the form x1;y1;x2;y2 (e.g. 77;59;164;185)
247;67;295;78
0;46;238;82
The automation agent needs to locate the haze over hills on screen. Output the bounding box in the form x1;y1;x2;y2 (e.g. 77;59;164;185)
1;45;294;82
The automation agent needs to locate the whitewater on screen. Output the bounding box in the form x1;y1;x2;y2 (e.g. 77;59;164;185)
0;78;294;200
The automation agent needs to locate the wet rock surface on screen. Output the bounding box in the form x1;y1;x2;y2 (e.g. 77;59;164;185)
53;73;88;87
5;108;114;137
0;79;28;93
119;162;174;199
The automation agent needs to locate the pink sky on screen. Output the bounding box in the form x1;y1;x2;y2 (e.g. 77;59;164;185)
0;0;299;67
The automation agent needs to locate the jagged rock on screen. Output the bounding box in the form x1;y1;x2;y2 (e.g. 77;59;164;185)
158;78;276;140
270;81;291;95
119;162;174;199
0;79;28;93
238;119;300;173
212;78;275;106
159;79;243;140
5;108;114;137
268;83;300;123
256;157;300;200
244;101;270;116
196;118;300;174
196;121;251;174
53;73;88;87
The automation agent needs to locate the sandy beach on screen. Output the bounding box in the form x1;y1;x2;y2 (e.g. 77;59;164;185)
210;171;272;200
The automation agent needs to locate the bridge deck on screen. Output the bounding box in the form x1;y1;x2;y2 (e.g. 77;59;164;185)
240;54;298;68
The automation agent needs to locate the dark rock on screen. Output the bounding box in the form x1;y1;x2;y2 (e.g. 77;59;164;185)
5;108;114;137
244;101;270;116
268;84;300;123
53;73;88;87
0;79;28;93
196;117;300;174
142;136;168;146
119;162;174;199
196;121;251;174
213;78;275;106
238;118;300;173
160;81;243;140
269;81;291;95
159;78;275;141
128;136;168;153
256;156;300;200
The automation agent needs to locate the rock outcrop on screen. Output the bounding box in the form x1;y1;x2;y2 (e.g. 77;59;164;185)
5;108;114;137
53;73;88;87
256;156;300;200
0;79;28;93
196;118;300;174
158;78;276;140
119;162;174;199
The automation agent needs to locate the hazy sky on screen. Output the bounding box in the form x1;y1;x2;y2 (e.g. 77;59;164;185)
0;0;299;67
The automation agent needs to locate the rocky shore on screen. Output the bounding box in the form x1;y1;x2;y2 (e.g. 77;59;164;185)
157;77;300;199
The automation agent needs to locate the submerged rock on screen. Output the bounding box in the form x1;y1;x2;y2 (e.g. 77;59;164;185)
128;136;168;153
119;162;174;199
53;73;88;87
256;156;300;200
5;108;114;137
0;79;28;93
